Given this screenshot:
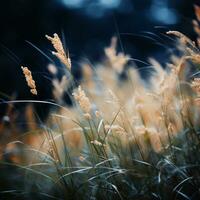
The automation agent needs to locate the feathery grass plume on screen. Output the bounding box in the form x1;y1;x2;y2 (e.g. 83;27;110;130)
167;29;200;78
52;75;68;101
21;66;37;95
104;36;130;73
164;35;200;80
72;85;92;116
167;31;196;48
46;33;71;70
148;58;166;87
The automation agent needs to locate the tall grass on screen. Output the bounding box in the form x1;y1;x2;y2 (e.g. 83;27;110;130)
1;5;200;200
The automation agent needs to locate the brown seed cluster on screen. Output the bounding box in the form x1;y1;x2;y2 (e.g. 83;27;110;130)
21;66;37;95
46;33;71;70
72;86;92;115
104;37;130;74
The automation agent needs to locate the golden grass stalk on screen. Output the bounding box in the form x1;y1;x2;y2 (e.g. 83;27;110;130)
72;85;92;115
104;36;130;73
46;33;71;70
21;66;37;95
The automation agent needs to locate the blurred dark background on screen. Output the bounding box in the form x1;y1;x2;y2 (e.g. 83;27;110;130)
0;0;198;120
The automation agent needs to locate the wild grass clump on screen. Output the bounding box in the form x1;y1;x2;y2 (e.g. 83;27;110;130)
1;5;200;200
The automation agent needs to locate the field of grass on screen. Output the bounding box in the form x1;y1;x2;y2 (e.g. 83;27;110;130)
1;5;200;200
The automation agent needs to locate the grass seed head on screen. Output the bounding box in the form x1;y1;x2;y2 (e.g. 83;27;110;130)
21;66;37;95
46;33;71;70
73;85;92;114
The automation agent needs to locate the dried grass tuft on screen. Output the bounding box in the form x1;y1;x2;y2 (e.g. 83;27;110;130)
21;66;37;95
46;33;71;70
